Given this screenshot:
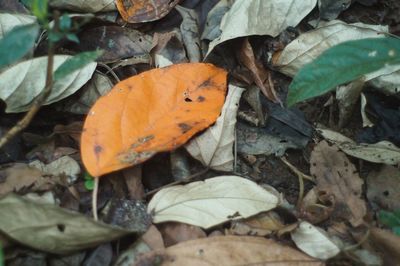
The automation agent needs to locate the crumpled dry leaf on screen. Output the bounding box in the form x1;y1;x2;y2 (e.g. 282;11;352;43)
185;85;244;171
367;165;400;211
175;5;201;63
201;0;233;41
0;55;96;113
49;0;116;13
206;0;317;56
291;221;341;260
274;20;388;77
237;38;279;102
0;164;53;196
29;156;80;179
0;13;36;39
317;127;400;165
311;140;366;226
148;176;279;229
135;235;322;265
0;194;148;254
150;30;188;67
230;211;285;236
159;222;206;247
116;0;181;23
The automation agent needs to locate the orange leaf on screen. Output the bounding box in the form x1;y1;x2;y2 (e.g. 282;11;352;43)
116;0;181;23
81;63;227;177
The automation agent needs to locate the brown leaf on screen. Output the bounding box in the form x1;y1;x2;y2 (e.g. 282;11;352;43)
237;38;280;102
159;222;206;247
123;166;145;200
142;225;165;250
135;235;323;266
229;212;285;236
310;141;366;226
116;0;181;23
370;227;400;265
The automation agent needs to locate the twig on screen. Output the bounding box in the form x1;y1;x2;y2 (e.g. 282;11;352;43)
92;177;99;221
0;12;59;149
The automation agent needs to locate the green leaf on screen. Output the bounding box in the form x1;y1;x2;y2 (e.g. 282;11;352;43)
59;14;72;32
66;33;79;43
287;37;400;106
31;0;48;24
379;209;400;236
54;50;103;81
0;23;39;69
84;172;95;191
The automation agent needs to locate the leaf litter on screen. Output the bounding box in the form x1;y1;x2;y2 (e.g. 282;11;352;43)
1;0;400;264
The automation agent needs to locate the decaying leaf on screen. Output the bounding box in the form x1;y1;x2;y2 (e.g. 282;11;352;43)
318;0;351;20
159;222;206;247
185;85;244;171
317;127;400;165
310;141;366;226
207;0;317;56
135;235;322;265
150;30;188;67
0;55;96;113
49;0;116;13
230;211;286;236
0;13;36;39
291;221;341;260
116;0;181;23
274;20;388;77
29;156;80;179
148;176;279;229
0;194;148;254
201;0;233;41
367;165;400;211
81;63;227;177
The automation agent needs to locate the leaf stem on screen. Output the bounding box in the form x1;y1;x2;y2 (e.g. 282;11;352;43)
92;177;99;221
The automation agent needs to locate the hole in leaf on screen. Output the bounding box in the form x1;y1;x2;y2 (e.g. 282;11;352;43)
185;97;193;102
57;224;66;232
383;190;389;196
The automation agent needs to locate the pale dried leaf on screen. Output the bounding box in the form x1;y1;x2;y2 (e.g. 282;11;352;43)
291;221;341;260
207;0;317;56
148;176;279;229
136;235;323;265
49;0;116;12
0;194;147;254
317;127;400;165
0;55;96;113
185;85;244;171
29;156;80;178
310;141;366;226
275;20;388;77
201;0;233;41
0;13;36;39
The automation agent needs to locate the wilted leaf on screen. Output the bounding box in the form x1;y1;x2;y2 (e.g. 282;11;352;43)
311;140;366;226
54;50;102;81
291;221;341;260
0;13;36;39
0;23;39;69
81;63;227;177
275;20;388;77
135;235;322;265
0;55;96;113
116;0;181;23
29;156;80;178
317;127;400;165
0;194;147;254
148;176;279;229
185;85;244;171
49;0;116;13
287;37;400;106
206;0;317;56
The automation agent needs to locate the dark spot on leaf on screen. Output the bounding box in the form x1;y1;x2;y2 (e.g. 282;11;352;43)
383;190;389;196
227;211;241;219
178;123;192;133
185;97;193;102
138;135;154;143
94;145;103;155
57;224;65;232
198;78;213;88
197;96;205;102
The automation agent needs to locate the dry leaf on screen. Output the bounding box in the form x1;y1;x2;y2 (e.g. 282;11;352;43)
370;227;400;264
135;235;323;265
29;156;80;178
148;176;279;229
185;85;244;171
159;222;206;247
116;0;180;23
291;221;341;260
141;225;165;250
274;20;388;77
0;55;96;113
230;211;285;236
317;127;400;165
81;63;227;177
237;38;279;102
207;0;317;56
201;0;233;41
49;0;116;13
310;141;366;226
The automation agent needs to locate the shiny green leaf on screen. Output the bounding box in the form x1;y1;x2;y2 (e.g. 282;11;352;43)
287;37;400;106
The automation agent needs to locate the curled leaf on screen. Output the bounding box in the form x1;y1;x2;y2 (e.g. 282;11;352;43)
81;63;227;177
116;0;180;23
